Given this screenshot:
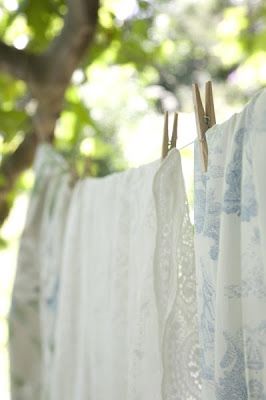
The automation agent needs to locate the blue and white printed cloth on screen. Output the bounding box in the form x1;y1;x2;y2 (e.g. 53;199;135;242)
194;88;266;399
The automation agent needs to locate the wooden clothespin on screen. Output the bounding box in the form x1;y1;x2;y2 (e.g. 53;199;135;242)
192;81;216;172
162;111;178;159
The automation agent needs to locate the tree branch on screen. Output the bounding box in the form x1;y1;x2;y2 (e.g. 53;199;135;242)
0;0;100;228
45;0;99;82
0;0;99;88
29;0;100;139
0;41;35;82
0;132;38;227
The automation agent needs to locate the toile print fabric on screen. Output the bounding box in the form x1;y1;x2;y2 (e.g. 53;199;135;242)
194;88;266;400
9;144;200;400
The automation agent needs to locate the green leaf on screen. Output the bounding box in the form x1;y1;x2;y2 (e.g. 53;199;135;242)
0;109;28;140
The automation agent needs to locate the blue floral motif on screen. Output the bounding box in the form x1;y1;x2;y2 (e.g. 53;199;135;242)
248;380;266;400
203;190;222;260
225;260;266;299
216;323;266;400
245;321;266;369
223;128;245;217
195;136;224;260
225;227;266;299
241;181;258;221
46;276;60;311
223;127;257;221
199;265;215;381
216;330;247;400
194;188;206;234
194;148;208;235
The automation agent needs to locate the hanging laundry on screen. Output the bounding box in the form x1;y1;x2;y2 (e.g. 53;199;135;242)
8;145;72;400
194;88;266;399
9;144;200;400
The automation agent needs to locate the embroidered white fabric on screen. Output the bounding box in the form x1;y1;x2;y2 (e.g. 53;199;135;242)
9;144;200;400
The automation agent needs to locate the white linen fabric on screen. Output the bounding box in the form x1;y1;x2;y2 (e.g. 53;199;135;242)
194;88;266;399
9;144;200;400
9;145;72;400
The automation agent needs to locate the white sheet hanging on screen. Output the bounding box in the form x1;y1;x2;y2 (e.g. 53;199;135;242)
194;88;266;399
9;144;200;400
9;145;72;400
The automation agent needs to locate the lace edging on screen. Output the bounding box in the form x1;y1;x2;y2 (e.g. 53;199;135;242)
153;149;201;400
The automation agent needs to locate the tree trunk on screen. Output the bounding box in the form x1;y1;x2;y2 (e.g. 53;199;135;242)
0;0;99;227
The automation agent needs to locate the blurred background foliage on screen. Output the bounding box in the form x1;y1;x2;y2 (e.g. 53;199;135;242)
1;0;266;192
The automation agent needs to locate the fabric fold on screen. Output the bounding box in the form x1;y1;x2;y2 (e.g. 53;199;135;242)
9;145;72;400
10;144;200;400
194;88;266;399
50;148;200;400
153;151;201;399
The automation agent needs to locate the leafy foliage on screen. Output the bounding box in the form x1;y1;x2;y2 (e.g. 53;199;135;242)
0;0;266;230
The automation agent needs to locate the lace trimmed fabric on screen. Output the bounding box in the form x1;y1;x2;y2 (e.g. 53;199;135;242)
153;151;201;399
9;144;200;400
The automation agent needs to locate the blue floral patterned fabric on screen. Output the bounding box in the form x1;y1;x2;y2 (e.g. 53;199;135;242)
194;89;266;400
